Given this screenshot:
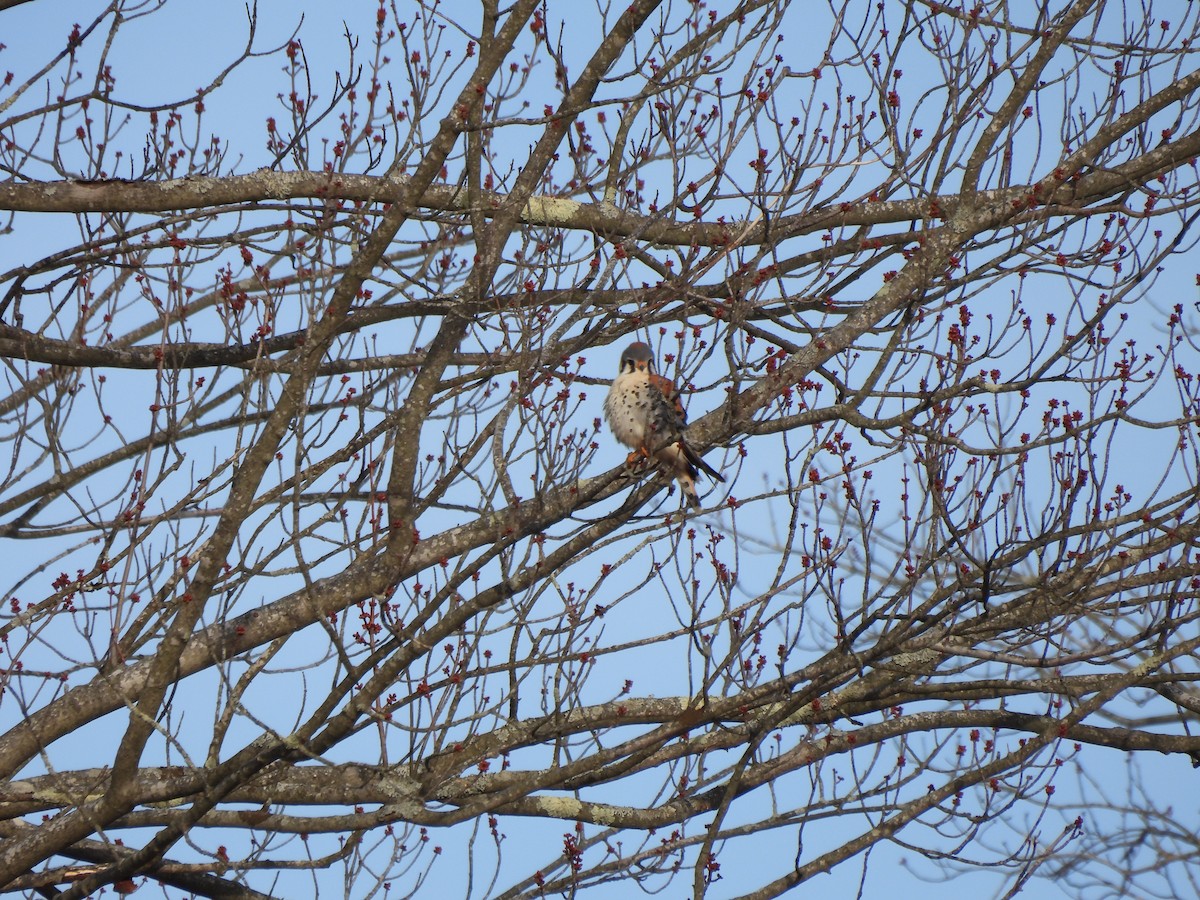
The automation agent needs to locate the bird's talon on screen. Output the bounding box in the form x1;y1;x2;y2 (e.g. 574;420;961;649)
623;450;652;470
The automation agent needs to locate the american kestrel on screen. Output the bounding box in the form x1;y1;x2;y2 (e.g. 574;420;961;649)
604;341;725;508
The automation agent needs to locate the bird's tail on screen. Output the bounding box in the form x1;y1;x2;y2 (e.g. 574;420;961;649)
677;472;702;509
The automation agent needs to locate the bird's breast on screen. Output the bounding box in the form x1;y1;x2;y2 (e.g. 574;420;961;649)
604;375;652;448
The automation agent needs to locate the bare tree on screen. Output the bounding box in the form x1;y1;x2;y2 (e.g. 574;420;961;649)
2;1;1200;896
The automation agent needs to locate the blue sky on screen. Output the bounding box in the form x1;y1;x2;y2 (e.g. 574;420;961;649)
2;2;1200;898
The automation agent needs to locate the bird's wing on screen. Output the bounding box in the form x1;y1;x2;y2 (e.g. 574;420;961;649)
646;374;725;483
645;377;687;445
680;442;725;483
648;373;687;424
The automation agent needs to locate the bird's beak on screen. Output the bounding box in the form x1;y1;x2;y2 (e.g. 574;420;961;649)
633;361;648;371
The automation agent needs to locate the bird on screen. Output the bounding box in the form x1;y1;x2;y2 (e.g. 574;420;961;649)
604;341;725;508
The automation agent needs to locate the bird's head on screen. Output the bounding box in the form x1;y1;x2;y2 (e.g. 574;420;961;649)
620;341;655;374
